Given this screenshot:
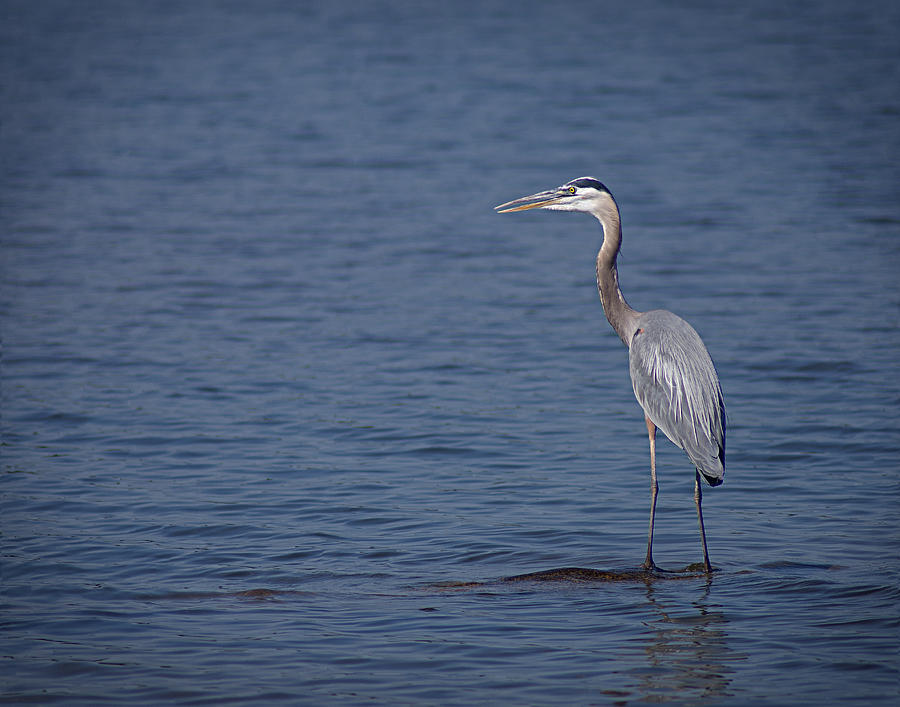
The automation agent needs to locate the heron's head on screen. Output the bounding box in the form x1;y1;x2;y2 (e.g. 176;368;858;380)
494;177;615;215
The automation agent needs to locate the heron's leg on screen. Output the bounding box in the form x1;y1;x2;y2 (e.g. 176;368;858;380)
694;470;713;573
641;416;659;571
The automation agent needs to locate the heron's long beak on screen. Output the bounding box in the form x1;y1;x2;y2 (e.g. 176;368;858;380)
494;189;564;213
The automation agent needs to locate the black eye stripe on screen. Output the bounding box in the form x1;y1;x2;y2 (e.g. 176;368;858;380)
567;177;609;192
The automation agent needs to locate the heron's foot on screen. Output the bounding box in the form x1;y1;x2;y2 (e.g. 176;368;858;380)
683;561;717;574
641;559;661;573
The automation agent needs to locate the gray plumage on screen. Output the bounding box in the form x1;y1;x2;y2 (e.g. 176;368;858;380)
495;177;726;573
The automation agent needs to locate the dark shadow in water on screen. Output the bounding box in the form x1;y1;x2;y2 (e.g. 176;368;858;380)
504;565;711;582
432;564;712;588
138;588;315;601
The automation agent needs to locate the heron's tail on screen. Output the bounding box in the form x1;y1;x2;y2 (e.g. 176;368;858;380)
694;439;725;487
699;468;724;487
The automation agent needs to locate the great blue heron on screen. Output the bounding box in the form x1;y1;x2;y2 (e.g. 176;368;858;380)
495;177;726;573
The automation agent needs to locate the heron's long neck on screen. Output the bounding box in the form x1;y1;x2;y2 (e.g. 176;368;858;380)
594;209;640;347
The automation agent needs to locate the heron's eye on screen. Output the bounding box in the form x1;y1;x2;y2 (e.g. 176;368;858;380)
568;186;576;194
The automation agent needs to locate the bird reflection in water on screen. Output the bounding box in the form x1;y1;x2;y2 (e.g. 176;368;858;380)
619;582;744;703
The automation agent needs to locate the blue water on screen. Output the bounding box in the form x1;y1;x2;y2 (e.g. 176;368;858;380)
2;0;899;704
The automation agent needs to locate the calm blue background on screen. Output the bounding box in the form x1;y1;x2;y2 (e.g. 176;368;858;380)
2;0;898;704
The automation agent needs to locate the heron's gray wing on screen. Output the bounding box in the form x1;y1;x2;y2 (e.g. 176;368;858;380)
628;310;725;483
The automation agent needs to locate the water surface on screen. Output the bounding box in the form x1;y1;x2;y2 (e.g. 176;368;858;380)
2;1;899;704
